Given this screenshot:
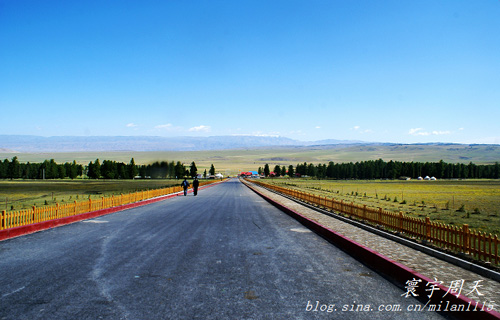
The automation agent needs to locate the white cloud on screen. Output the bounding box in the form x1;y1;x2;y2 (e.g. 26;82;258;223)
351;125;372;134
315;126;321;129
431;130;451;135
189;125;211;132
409;128;451;136
409;128;430;136
126;123;138;128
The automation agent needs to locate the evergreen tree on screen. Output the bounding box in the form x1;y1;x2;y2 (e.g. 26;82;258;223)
118;164;128;179
288;165;294;177
307;163;317;177
7;156;20;180
209;164;216;176
128;158;138;179
175;161;185;179
65;161;78;179
273;165;281;176
0;159;8;178
264;164;270;177
57;165;66;179
101;160;117;179
87;159;101;179
168;161;176;178
190;161;198;177
316;163;326;179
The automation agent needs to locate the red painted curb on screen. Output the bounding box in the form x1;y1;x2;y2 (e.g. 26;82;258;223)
0;179;228;242
244;181;500;320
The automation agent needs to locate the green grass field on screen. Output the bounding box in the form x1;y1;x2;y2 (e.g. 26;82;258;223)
263;178;500;236
0;179;183;212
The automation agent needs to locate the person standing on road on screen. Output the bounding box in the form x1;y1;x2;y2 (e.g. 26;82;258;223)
181;178;190;196
193;177;199;196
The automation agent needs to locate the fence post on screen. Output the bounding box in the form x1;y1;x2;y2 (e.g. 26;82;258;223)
425;217;431;240
399;211;403;232
363;205;367;220
462;224;470;254
495;235;499;265
378;207;382;224
1;210;5;230
33;206;36;223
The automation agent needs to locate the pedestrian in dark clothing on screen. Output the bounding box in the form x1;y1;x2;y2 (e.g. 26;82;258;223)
181;178;190;196
193;177;199;196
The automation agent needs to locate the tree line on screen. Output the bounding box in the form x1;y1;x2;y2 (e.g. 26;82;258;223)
0;157;84;180
259;159;500;180
0;157;216;180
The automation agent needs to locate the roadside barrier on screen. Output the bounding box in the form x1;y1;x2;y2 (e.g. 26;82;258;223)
0;179;222;233
246;179;499;266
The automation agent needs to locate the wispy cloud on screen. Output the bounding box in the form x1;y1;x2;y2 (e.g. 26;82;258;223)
409;128;451;136
409;128;428;136
126;123;138;128
432;130;451;135
189;125;211;132
351;125;372;134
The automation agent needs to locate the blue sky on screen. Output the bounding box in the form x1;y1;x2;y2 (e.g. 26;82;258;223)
1;0;499;144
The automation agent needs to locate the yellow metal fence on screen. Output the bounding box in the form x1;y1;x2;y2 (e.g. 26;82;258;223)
248;179;499;265
1;180;220;231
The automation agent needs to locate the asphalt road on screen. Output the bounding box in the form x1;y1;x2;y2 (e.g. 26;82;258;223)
0;179;444;320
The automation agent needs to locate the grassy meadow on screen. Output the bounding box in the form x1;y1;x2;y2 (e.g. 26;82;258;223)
2;143;499;177
263;178;500;236
0;179;183;212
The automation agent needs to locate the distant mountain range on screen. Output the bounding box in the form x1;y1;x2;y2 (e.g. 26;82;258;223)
0;135;365;152
2;135;499;165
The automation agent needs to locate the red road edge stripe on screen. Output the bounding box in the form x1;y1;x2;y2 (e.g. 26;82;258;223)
244;181;500;320
0;179;227;242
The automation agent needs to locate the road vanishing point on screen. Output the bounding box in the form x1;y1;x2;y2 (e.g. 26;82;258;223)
0;179;445;320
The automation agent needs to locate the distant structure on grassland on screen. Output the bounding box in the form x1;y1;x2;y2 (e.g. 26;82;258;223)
239;171;260;178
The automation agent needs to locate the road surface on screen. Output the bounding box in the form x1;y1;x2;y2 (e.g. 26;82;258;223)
0;179;443;319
